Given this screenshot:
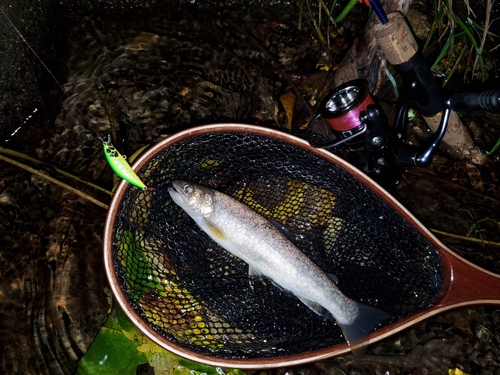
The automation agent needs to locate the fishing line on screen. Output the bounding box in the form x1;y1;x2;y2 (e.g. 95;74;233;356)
0;7;151;191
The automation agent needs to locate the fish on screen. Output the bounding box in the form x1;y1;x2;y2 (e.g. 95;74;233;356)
168;180;390;356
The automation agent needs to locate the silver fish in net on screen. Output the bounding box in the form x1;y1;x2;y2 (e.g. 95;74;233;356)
168;180;390;356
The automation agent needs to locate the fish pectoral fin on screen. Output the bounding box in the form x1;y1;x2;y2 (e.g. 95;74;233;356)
337;301;390;358
327;272;339;284
202;219;227;241
268;219;295;240
297;296;326;316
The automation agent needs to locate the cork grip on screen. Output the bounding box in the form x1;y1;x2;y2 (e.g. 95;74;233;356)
372;12;418;65
423;111;474;155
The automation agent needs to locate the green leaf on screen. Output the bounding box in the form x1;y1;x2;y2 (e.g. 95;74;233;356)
469;18;500;38
431;32;454;70
423;0;443;53
454;15;486;81
334;0;357;23
484;137;500;156
76;324;148;375
117;229;155;301
78;304;247;375
114;303;137;333
443;40;469;86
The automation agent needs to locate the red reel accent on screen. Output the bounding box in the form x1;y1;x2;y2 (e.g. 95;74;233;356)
326;93;374;132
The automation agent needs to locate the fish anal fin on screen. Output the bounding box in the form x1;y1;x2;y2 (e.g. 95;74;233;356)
203;219;226;241
337;302;390;358
297;296;326;316
248;265;263;277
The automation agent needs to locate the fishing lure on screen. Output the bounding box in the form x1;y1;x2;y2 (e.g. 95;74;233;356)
102;135;150;190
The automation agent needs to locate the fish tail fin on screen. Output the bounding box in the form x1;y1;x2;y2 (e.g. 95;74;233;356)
337;302;390;358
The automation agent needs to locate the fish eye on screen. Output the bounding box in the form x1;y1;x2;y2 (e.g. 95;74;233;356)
182;184;194;195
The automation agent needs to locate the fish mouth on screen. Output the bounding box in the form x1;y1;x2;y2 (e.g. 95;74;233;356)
168;180;182;194
167;181;178;198
168;180;187;209
167;182;176;196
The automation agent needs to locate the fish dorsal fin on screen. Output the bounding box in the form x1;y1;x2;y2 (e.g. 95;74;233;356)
202;218;226;241
297;296;326;316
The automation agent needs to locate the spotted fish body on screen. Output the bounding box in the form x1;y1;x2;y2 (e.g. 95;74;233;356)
168;180;390;355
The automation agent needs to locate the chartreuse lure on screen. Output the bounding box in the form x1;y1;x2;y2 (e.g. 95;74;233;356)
102;135;150;190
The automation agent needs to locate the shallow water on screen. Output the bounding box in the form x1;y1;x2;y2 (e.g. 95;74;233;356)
1;1;500;374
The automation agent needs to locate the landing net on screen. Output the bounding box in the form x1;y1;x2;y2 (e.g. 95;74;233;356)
111;128;442;359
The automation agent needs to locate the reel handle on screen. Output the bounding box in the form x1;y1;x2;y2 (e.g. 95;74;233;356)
448;90;500;112
396;107;450;167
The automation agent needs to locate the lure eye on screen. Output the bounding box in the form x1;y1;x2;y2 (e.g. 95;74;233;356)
104;145;117;158
182;184;194;195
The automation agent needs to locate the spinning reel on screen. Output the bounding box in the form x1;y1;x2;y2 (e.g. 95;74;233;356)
307;11;500;189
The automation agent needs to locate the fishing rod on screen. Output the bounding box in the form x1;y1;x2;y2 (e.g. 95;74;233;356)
307;9;500;189
0;7;152;192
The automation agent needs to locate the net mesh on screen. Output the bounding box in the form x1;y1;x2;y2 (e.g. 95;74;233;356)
112;129;443;359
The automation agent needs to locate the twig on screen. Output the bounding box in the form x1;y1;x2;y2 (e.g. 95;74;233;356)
0;147;113;196
430;228;500;247
473;0;493;75
319;0;335;24
404;168;500;206
0;154;109;210
488;16;500;52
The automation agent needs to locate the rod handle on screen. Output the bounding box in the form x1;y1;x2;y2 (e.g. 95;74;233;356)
449;90;500;112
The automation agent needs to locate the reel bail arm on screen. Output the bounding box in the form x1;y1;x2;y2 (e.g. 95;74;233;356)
401;89;500;166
